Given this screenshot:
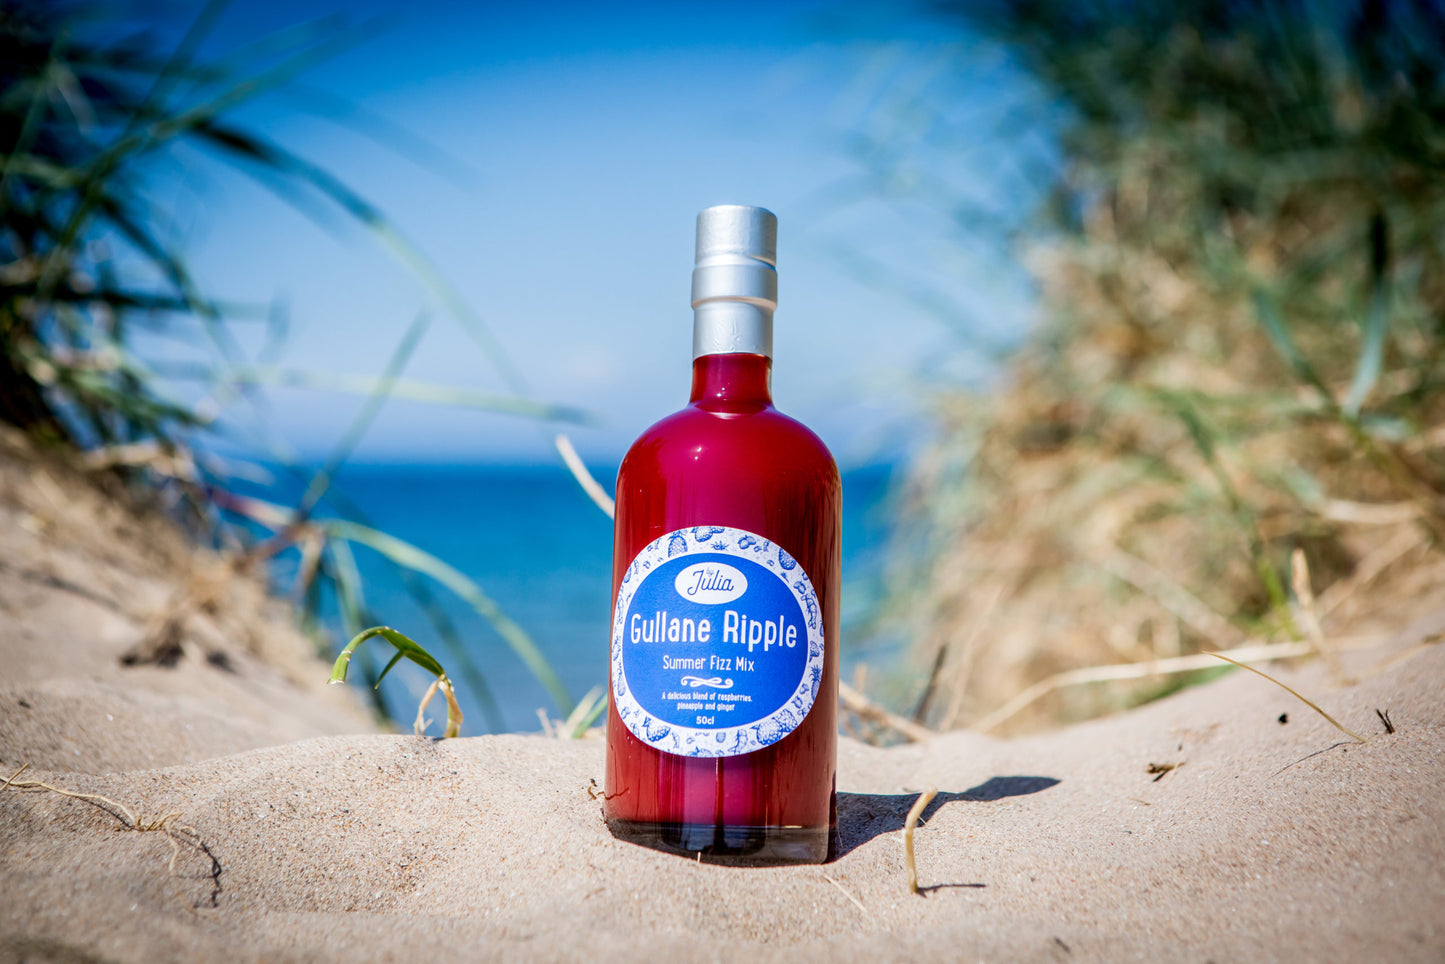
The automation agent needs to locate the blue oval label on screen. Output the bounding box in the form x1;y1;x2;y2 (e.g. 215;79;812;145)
611;525;824;758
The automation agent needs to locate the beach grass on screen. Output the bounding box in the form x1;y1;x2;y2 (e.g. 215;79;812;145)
329;626;464;738
0;0;583;733
845;0;1445;733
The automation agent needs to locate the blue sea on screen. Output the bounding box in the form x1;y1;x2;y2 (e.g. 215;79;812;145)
288;462;903;734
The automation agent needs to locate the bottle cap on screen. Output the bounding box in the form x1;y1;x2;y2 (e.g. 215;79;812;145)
691;204;776;358
694;204;777;268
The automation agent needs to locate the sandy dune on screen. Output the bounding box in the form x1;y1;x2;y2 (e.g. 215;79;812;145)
2;436;1442;962
4;621;1442;962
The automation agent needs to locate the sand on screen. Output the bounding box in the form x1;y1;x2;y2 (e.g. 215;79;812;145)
2;438;1443;962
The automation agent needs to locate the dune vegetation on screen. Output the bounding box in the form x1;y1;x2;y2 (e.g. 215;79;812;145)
0;0;587;733
882;0;1445;733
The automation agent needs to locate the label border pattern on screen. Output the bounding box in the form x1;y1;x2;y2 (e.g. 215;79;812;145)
611;525;824;758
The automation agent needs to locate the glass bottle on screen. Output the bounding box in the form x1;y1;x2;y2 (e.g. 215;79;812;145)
603;205;840;864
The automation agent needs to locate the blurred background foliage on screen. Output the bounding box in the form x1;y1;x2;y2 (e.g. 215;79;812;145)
887;0;1445;733
7;0;1443;740
0;0;585;731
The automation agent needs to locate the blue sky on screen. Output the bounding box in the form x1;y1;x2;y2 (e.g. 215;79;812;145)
134;0;1040;466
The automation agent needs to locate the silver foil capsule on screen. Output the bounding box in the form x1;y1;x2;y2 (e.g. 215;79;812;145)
691;204;777;358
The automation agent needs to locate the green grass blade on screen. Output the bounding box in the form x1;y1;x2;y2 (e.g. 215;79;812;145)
1251;288;1330;399
329;625;445;685
330;625;462;737
29;13;379;323
376;649;407;685
175;365;593;423
225;452;510;734
89;194;251;368
198;13;356;82
1157;388;1218;464
327;538;368;637
1152;388;1292;616
284;80;476;189
0;25;68;223
130;0;231;121
189;121;527;396
91;18;386;185
321;519;575;716
32;0;238;301
1343;269;1390;419
296;311;428;518
315;557;387;718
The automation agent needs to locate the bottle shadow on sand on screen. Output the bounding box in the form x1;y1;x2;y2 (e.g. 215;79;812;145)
834;775;1061;868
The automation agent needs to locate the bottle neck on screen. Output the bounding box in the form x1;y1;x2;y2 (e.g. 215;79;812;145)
689;353;773;412
691;301;773;358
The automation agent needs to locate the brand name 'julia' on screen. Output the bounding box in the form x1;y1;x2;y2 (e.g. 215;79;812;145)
686;568;732;596
673;561;747;603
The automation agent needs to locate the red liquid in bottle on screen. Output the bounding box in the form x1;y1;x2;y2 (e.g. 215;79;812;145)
604;352;840;864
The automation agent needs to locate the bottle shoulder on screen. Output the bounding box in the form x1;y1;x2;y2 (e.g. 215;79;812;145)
620;403;838;482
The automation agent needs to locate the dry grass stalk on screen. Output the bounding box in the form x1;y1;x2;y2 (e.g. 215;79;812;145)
888;2;1445;735
1203;652;1367;744
822;873;869;917
291;528;326;601
414;675;464;739
1290;549;1347;684
1362;633;1445;680
1099;547;1239;644
969;636;1384;734
906;373;1441;736
80;442;199;481
940;582;1006;728
904;786;938;895
839;681;934;743
1317;500;1420;526
554;433;615;519
121;559;241;668
1316;527;1428;619
2;763;221;905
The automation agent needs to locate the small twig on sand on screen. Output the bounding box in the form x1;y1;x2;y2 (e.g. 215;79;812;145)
905;786;938;895
1204;651;1367;743
585;778;627;802
1273;741;1353;777
822;873;868;917
2;763;221;906
839;682;934;743
4;763;144;825
1146;761;1183;782
1376;708;1395;734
